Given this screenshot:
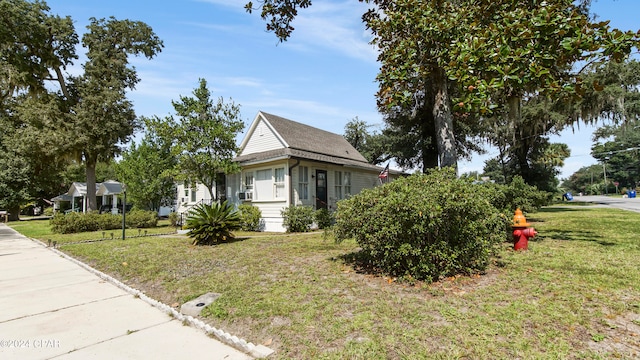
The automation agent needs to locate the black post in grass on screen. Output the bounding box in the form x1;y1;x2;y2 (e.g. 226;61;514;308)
122;184;127;240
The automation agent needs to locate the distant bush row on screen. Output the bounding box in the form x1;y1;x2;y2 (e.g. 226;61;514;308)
50;210;158;234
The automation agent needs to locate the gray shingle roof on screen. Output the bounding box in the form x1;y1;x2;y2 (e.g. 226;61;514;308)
234;148;382;172
259;112;368;163
97;180;123;196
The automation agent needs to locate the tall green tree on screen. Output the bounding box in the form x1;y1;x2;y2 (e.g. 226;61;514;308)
0;0;77;219
563;164;609;195
115;136;176;211
246;0;639;177
591;120;640;190
67;17;163;211
1;1;163;216
343;117;388;165
0;0;77;102
146;79;245;200
483;95;572;190
577;59;640;124
563;59;640;193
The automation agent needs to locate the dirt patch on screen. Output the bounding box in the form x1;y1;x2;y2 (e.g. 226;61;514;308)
587;312;640;358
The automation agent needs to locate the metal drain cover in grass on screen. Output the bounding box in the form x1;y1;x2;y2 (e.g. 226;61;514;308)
180;292;221;317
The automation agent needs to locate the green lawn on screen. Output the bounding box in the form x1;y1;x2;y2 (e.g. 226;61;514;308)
9;206;640;359
9;219;178;244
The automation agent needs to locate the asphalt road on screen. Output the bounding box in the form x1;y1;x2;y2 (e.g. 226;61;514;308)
567;195;640;213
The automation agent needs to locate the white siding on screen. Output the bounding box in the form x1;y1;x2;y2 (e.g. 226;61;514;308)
289;163;378;211
251;201;288;232
318;166;380;211
240;120;286;155
175;182;213;214
351;171;380;194
227;160;386;232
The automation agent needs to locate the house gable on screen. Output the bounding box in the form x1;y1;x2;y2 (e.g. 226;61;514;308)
238;112;288;156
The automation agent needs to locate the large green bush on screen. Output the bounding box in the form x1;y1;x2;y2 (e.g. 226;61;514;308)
238;204;262;231
334;169;509;282
281;205;314;232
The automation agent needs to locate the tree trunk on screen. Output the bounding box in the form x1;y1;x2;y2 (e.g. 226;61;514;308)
204;177;215;202
8;205;20;221
86;158;98;212
506;95;532;182
431;67;458;171
421;134;439;172
420;110;439;172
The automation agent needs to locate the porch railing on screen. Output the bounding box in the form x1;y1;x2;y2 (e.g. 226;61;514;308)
177;199;215;229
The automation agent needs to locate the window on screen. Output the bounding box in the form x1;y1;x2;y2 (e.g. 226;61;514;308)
244;172;254;191
334;171;352;200
275;168;285;198
298;166;308;200
344;172;351;196
255;169;272;200
252;167;286;200
190;186;197;202
184;187;188;197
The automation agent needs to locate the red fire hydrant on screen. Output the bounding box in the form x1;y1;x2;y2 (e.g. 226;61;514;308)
512;208;537;250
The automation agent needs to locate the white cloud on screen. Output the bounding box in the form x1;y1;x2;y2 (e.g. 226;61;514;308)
194;0;248;11
287;1;377;62
196;0;378;62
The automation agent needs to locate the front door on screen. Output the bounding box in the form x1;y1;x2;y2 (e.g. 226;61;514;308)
315;170;327;210
215;173;226;202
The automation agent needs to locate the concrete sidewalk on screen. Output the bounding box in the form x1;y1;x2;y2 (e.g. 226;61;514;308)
0;224;265;360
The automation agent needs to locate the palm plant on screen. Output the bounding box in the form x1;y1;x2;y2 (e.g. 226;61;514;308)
186;201;242;245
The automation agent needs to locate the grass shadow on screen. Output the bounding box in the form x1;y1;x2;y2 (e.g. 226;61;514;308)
541;228;616;246
334;250;385;277
538;207;591;213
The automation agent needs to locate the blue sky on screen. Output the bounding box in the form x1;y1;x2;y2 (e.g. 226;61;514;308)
44;0;638;179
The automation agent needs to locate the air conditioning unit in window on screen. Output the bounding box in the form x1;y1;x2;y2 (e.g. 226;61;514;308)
239;191;253;201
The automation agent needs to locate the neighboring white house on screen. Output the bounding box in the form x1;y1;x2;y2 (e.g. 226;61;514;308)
53;180;124;214
175;111;399;232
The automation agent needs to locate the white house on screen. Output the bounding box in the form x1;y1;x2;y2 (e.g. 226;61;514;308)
176;111;398;232
54;180;124;214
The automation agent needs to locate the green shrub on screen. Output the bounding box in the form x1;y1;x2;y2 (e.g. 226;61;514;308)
50;212;101;234
334;168;509;282
125;209;158;228
482;176;552;213
281;205;314;233
43;207;54;216
314;208;333;229
50;213;72;234
238;204;262;231
168;212;179;227
186;201;242;245
97;213;122;230
49;210;157;234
